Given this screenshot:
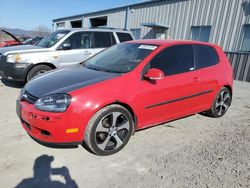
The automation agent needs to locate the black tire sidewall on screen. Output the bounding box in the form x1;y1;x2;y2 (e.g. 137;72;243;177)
86;105;133;156
26;65;52;81
211;87;231;118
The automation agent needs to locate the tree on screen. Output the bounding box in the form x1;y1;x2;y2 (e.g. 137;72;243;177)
33;25;51;37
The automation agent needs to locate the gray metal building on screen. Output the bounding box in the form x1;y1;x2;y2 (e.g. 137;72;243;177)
53;0;250;82
53;0;250;52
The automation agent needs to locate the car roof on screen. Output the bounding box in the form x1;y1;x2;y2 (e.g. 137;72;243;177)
127;39;219;48
58;28;132;34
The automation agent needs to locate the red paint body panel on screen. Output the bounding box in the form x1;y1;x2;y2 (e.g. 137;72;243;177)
0;40;21;47
18;40;233;144
20;101;87;143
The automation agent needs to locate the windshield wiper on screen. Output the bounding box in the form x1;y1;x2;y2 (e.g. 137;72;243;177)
102;69;124;74
83;64;105;72
83;63;124;73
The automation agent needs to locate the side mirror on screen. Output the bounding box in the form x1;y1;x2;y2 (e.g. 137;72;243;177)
62;43;71;50
144;68;164;80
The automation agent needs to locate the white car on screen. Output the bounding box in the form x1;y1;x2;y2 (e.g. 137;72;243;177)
0;28;134;82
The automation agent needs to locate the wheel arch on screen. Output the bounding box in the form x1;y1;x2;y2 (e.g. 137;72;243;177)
102;101;138;135
25;62;57;81
223;85;233;96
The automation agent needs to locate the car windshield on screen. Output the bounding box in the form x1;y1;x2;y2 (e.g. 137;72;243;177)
84;43;158;73
36;30;69;48
22;38;33;45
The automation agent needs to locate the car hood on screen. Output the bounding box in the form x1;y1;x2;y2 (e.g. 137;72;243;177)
24;64;120;98
0;45;45;55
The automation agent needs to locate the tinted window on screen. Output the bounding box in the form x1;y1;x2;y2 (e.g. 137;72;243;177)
94;32;113;48
117;32;133;42
150;45;194;76
63;32;92;49
193;45;219;69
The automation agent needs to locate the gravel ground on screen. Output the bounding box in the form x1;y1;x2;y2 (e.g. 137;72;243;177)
0;78;249;188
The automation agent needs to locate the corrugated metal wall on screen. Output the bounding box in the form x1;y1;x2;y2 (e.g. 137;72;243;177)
83;10;127;29
226;52;250;82
81;0;250;52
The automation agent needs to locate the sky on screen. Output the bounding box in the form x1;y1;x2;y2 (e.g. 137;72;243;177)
0;0;144;31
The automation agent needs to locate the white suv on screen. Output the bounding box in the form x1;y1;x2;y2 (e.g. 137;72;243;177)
0;28;134;82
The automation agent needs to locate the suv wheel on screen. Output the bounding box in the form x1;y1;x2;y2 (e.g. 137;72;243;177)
205;87;232;118
26;65;52;82
84;104;133;155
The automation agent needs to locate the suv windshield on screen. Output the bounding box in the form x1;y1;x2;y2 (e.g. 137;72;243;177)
36;30;69;48
84;43;157;73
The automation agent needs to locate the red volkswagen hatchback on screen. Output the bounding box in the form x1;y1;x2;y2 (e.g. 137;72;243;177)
17;40;233;155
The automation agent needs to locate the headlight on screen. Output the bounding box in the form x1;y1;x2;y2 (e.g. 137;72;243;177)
19;88;25;100
7;54;22;63
35;94;71;112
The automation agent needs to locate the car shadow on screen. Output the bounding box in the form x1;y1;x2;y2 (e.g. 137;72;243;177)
0;78;25;88
15;154;78;188
136;114;196;132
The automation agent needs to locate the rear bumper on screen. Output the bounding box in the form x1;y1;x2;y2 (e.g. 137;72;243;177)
17;100;86;145
0;62;29;81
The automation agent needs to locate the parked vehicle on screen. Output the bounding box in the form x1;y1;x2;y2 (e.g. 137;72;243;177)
16;40;233;155
0;28;133;82
0;30;26;47
18;36;31;42
22;37;43;45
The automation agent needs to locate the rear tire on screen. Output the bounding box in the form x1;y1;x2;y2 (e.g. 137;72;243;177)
84;104;133;156
26;65;52;82
205;87;232;118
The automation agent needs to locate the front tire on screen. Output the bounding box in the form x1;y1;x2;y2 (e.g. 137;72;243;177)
84;104;133;156
205;87;232;118
26;65;52;82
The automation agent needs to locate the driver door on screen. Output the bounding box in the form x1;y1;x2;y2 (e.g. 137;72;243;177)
139;45;205;128
58;32;94;67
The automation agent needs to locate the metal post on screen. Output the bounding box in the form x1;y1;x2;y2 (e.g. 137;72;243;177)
82;16;85;28
124;6;130;30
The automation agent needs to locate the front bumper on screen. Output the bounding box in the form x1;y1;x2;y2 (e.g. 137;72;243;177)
0;62;29;81
16;100;86;145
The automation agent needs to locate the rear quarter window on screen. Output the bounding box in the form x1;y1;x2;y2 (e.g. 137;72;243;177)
193;45;219;69
116;32;133;42
94;32;114;48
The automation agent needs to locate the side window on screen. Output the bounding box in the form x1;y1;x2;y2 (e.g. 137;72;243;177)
117;32;133;42
193;45;219;69
63;32;92;49
94;32;113;48
150;45;194;76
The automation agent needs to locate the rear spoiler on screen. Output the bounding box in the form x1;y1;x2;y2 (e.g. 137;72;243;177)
1;29;22;44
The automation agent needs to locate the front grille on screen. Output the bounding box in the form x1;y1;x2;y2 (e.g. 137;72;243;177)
0;54;6;64
22;91;39;104
0;54;3;63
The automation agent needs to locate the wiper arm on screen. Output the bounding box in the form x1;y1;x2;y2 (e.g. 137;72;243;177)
83;64;105;72
102;69;124;74
83;64;124;73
